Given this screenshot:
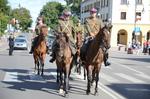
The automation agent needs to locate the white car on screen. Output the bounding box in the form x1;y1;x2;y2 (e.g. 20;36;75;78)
14;38;28;50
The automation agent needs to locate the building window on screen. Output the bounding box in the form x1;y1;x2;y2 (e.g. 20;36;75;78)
135;12;141;21
136;0;142;5
105;0;108;6
120;12;126;20
121;0;127;4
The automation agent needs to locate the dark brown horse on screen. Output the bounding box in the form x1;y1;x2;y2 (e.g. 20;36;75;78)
33;26;48;76
55;33;73;97
82;25;111;95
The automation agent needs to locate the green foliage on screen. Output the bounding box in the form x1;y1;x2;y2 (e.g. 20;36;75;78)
11;7;32;31
0;12;9;36
0;0;11;15
64;0;82;16
39;2;64;29
0;0;11;36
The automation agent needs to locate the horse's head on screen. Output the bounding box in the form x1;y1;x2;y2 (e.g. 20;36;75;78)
55;32;69;57
99;25;112;49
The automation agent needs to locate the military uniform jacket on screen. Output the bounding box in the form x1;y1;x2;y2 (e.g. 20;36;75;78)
56;19;75;43
85;17;104;37
74;24;84;39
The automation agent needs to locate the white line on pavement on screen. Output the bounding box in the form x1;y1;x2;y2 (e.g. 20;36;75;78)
112;61;144;74
74;72;126;99
125;88;150;92
136;73;150;80
100;73;121;83
3;72;21;82
115;73;146;84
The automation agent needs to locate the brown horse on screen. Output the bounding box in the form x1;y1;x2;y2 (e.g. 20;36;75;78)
83;25;111;95
55;33;73;97
33;26;48;76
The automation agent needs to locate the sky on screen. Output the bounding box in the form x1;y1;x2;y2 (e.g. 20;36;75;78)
8;0;66;28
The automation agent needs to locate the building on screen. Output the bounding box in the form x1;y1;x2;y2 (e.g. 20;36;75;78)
81;0;150;47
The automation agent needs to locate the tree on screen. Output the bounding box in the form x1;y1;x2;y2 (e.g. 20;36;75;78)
64;0;82;16
39;2;64;29
0;0;11;15
11;7;32;31
0;0;11;36
0;12;9;36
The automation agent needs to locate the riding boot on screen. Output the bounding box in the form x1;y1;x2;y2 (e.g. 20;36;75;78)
29;46;34;54
49;52;56;63
104;51;111;66
29;36;38;54
46;45;49;54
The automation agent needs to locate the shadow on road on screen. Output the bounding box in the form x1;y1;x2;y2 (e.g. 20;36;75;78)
0;68;87;96
107;83;150;99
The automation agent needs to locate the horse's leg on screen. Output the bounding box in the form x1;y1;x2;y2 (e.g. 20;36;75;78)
94;64;101;95
34;55;37;73
59;67;64;95
56;67;59;83
91;67;96;86
86;65;92;95
83;64;86;80
37;59;40;75
41;54;46;76
64;65;70;97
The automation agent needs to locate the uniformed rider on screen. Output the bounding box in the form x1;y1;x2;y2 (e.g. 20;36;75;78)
83;7;111;66
49;10;76;63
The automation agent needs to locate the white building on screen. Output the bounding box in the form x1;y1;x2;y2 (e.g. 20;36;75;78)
81;0;150;47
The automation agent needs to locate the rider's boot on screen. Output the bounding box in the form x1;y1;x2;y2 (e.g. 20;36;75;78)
49;52;56;63
104;51;111;66
29;46;34;54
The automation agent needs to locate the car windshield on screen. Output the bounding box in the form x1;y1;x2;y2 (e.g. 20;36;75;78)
15;39;26;42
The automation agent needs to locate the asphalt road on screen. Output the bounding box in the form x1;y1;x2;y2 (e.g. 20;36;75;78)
0;34;150;99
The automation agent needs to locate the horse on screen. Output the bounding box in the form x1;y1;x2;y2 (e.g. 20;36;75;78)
55;32;73;97
75;32;85;76
33;25;48;76
82;25;111;95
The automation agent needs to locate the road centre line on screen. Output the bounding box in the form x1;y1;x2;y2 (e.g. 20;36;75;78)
112;61;144;74
115;73;146;84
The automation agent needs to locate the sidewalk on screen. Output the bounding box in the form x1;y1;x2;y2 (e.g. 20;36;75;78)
110;47;145;56
0;37;8;51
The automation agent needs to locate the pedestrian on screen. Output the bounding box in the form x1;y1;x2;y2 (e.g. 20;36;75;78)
143;40;148;55
147;40;150;55
83;7;111;66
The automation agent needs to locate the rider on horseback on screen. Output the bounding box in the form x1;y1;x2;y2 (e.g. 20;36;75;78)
49;10;76;63
29;16;49;54
82;7;111;66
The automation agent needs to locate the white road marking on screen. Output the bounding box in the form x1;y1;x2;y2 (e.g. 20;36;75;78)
146;66;150;68
100;73;121;83
98;82;126;99
28;71;44;81
115;73;146;84
3;72;21;82
112;61;144;74
125;88;150;92
136;73;150;80
50;72;57;79
74;72;126;99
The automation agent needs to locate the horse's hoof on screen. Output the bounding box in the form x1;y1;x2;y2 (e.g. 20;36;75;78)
94;92;99;96
86;90;90;95
64;93;69;98
56;80;59;83
59;89;64;95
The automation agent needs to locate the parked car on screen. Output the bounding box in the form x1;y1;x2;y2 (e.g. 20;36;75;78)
14;38;28;50
48;35;55;51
